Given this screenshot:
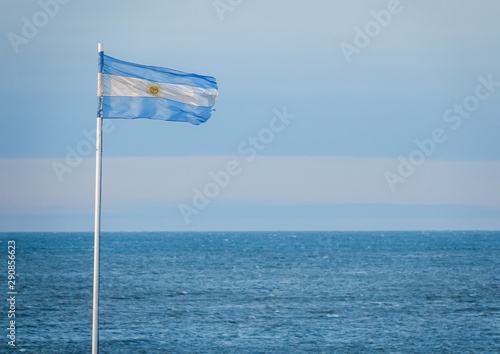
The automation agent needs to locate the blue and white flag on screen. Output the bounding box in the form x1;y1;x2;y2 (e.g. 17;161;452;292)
98;53;218;125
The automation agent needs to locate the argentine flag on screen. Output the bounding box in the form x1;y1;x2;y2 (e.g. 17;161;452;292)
98;53;218;125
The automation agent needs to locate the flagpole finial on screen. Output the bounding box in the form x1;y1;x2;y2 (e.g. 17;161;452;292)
98;43;103;52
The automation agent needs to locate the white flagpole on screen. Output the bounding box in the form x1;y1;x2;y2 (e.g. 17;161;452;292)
92;42;104;354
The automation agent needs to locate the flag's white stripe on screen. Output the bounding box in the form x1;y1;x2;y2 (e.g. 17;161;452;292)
101;74;218;107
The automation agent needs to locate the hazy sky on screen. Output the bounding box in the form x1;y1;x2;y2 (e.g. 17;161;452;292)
1;0;499;231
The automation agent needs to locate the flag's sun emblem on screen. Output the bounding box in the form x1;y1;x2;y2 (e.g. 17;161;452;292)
148;84;161;96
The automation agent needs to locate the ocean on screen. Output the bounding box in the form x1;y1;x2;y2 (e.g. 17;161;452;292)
1;231;499;353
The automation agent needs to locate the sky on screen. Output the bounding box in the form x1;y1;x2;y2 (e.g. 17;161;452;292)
1;0;499;231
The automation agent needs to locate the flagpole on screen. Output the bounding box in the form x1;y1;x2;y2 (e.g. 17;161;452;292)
92;42;103;354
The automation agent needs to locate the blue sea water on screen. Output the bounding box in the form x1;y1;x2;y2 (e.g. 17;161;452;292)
1;231;499;353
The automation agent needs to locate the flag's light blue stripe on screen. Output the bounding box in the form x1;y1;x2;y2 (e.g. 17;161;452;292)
101;54;217;90
101;96;213;125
